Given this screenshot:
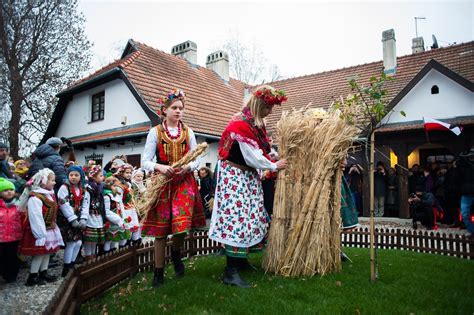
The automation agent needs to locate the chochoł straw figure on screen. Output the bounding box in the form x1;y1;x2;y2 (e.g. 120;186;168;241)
141;89;205;288
209;85;288;288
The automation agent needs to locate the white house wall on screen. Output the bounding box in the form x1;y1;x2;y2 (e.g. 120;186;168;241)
55;79;150;138
381;69;474;125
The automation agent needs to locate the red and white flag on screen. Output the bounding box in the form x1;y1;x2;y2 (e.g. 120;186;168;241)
423;117;462;136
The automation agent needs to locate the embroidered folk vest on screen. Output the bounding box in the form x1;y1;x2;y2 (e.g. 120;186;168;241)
87;187;104;218
30;192;58;229
66;183;83;216
155;123;190;166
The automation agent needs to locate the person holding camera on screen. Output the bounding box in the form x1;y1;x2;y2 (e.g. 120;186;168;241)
409;189;436;230
374;161;387;217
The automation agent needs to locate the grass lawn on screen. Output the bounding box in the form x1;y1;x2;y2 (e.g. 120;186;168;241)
81;247;473;314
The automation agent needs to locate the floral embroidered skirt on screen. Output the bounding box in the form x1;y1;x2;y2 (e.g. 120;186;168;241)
208;161;269;248
142;172;206;238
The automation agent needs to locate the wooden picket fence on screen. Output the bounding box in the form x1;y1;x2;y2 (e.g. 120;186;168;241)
44;228;473;314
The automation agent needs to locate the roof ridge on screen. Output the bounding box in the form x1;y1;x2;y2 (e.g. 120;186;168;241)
267;40;474;85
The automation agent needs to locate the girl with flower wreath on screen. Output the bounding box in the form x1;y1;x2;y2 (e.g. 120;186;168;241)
141;88;206;288
114;164;142;246
57;165;88;277
208;85;288;288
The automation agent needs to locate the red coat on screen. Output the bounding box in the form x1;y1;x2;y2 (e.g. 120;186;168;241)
0;199;22;243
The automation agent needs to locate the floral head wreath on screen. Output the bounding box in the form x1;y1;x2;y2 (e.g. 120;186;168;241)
114;163;134;176
88;165;102;178
156;89;186;115
254;87;288;106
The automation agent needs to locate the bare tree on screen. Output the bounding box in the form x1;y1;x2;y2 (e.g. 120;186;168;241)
221;34;284;85
0;0;92;158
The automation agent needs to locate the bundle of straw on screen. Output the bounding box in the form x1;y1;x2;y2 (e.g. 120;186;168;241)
263;107;358;277
134;142;208;221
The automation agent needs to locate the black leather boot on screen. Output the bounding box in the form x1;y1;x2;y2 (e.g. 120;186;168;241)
25;273;46;286
152;268;164;288
171;250;185;277
61;263;72;277
39;270;58;283
223;267;251;288
237;258;258;271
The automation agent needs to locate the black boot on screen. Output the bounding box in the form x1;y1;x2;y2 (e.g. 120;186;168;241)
152;268;164;288
61;263;72;277
223;267;251;288
171;250;185;277
237;258;258;271
25;273;46;286
39;270;58;283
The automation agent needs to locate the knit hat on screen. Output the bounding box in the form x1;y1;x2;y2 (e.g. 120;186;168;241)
0;178;15;192
67;165;86;186
0;142;8;149
46;137;64;147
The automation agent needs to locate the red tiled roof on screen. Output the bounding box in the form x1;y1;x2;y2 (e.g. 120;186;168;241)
71;125;149;144
267;42;474;132
64;40;474;140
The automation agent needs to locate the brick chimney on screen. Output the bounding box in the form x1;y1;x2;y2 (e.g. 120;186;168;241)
382;29;397;75
206;51;229;81
412;37;425;54
171;40;197;64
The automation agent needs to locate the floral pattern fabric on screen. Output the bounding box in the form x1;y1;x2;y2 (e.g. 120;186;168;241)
209;161;269;248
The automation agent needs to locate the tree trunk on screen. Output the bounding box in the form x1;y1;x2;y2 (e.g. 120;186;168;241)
369;130;377;282
8;76;23;159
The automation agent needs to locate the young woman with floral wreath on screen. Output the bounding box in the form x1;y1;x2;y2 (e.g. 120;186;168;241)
141;89;206;288
208;85;288;288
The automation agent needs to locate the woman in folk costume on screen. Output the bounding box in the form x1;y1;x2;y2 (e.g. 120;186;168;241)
57;165;88;277
209;85;288;288
18;168;64;286
141;89;205;288
115;164;141;245
103;176;129;253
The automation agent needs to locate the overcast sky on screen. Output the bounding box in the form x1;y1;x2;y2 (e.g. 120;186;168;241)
79;0;473;79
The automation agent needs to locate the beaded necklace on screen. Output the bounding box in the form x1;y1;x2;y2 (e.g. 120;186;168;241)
163;120;181;140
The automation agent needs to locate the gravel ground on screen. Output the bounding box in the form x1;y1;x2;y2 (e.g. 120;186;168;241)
0;219;468;314
0;252;65;315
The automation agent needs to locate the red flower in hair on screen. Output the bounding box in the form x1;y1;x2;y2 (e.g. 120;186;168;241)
104;222;110;229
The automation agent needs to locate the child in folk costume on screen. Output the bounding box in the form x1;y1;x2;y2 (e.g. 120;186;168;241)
18;169;64;286
115;164;141;245
142;89;206;288
131;168;146;198
0;178;22;283
209;85;288;288
82;166;115;260
57;165;88;277
103;176;129;253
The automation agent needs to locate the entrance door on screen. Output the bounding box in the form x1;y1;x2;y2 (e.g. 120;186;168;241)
127;154;141;169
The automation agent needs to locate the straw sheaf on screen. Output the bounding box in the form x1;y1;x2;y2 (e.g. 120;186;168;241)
263;106;358;277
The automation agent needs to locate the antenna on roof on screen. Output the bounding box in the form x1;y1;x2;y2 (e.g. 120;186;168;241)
431;35;439;49
414;17;426;38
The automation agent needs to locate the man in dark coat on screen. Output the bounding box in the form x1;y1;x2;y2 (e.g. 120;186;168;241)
28;137;66;191
457;148;474;238
0;142;14;179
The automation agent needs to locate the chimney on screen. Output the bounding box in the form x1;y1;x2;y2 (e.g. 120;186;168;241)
412;37;425;54
171;40;197;64
206;51;229;81
382;29;397;75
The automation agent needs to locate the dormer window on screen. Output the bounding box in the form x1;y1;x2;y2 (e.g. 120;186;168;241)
91;91;105;122
431;85;439;95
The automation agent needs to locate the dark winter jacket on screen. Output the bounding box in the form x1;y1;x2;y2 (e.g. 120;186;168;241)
0;159;13;179
457;157;474;196
28;144;66;190
374;171;387;197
